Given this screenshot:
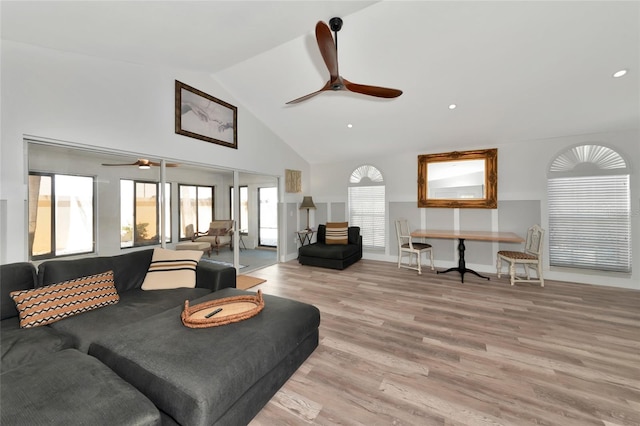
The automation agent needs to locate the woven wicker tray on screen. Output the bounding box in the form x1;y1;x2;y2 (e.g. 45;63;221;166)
181;290;264;328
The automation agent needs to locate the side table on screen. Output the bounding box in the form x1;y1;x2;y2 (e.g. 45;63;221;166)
238;230;248;251
296;230;316;246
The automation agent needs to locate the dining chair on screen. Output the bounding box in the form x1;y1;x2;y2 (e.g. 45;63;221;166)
497;224;545;286
395;219;434;275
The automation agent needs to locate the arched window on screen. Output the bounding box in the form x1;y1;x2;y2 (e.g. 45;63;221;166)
348;165;385;249
547;144;631;273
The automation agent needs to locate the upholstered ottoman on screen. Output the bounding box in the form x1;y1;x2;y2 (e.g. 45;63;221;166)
176;241;211;257
89;288;320;426
1;349;161;426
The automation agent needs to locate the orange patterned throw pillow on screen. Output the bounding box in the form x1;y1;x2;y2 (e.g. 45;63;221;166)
325;222;349;245
10;271;119;328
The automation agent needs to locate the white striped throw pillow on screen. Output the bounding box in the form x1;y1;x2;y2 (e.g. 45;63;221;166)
141;248;203;290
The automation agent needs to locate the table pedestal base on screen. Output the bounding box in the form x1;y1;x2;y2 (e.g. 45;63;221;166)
436;238;490;283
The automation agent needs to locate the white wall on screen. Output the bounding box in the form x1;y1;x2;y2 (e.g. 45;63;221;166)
311;130;640;290
0;41;309;263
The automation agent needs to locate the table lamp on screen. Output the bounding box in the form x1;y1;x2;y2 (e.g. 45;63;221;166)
299;196;316;231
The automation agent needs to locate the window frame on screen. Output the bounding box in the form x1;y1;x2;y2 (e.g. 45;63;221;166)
179;183;215;240
29;171;96;261
230;185;248;232
120;179;172;249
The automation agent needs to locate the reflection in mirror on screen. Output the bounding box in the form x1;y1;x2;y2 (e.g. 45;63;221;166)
418;148;498;209
427;159;485;199
27;140;278;272
236;172;278;273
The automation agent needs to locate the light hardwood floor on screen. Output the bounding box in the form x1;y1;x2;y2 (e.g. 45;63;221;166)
246;259;640;426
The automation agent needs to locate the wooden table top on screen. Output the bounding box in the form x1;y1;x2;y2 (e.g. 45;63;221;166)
411;229;524;243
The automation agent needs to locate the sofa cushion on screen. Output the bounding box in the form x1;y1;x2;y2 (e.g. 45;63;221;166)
1;349;161;426
325;222;349;244
49;287;211;352
11;271;119;328
1;318;73;373
89;288;320;426
1;263;37;320
298;242;361;260
141;248;202;290
38;249;154;293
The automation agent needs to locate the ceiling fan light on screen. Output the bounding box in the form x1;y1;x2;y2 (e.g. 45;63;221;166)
448;104;457;110
138;164;151;170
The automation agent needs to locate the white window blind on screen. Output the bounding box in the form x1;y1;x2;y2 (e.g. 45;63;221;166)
548;175;631;273
348;186;385;248
349;165;386;249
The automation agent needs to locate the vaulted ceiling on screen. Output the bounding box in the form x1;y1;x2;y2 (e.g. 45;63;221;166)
2;1;638;164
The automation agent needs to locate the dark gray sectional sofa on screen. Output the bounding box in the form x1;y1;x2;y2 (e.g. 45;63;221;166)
298;224;362;270
1;249;320;425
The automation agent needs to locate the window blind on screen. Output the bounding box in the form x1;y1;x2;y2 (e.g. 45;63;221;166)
547;175;631;273
348;186;385;249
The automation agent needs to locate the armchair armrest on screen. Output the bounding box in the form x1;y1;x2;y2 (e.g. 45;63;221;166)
191;231;207;242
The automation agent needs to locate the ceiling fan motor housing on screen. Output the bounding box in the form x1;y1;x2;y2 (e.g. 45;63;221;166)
329;17;343;32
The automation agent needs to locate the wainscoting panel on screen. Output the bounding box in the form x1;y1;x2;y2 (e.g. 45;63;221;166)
388;202;421;257
497;200;542;251
424;208;456;262
0;199;6;264
315;202;328;228
285;202;298;256
460;208;493;265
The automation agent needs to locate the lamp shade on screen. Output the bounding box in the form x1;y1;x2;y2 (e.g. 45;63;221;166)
299;196;316;210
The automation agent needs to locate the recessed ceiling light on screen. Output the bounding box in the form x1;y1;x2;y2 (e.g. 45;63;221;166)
613;69;627;78
347;123;353;128
448;104;457;110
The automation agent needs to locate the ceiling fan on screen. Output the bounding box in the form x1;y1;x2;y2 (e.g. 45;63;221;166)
101;159;178;169
286;17;402;104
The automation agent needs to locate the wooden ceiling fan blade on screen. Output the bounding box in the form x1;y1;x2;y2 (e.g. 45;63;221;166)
343;79;403;98
286;90;324;105
148;161;179;167
101;162;138;166
315;21;339;80
286;81;332;105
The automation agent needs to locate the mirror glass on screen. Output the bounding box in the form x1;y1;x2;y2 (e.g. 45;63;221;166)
27;141;278;272
418;148;497;208
427;159;485;199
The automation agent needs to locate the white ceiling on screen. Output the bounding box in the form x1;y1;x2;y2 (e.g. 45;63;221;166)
2;1;638;164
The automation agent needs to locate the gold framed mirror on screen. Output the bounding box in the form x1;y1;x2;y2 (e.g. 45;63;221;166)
418;148;497;208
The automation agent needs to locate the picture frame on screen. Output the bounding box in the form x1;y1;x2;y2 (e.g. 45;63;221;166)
175;80;237;149
285;169;302;193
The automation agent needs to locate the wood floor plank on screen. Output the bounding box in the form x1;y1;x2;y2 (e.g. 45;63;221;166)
247;259;640;426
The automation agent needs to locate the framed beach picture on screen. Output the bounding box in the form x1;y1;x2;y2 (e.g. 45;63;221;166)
175;80;237;149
